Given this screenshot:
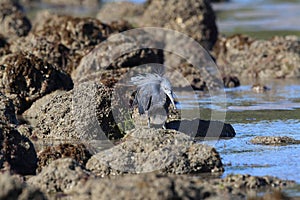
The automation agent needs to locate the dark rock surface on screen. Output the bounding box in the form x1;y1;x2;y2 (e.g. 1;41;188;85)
0;52;73;114
37;143;92;173
0;93;18;125
141;0;218;50
214;34;300;78
0;172;46;200
166;119;236;138
11;12;112;75
28;158;91;193
250;136;300;146
0;1;31;40
0;125;37;175
86;128;224;176
0;34;11;57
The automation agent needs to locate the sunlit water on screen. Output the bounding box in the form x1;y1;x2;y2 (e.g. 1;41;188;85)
176;79;300;195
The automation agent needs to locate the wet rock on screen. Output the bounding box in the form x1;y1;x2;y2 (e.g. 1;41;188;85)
166;119;236;138
141;0;218;50
221;174;295;189
0;93;18;125
86;128;224;176
250;136;300;146
223;75;240;88
251;83;270;93
11;12;112;75
37;143;92;173
72;33;164;83
0;52;73;114
214;34;300;78
23;83;125;140
0;172;46;200
0;1;31;40
97;2;144;25
0;125;37;175
28;158;91;193
0;34;11;57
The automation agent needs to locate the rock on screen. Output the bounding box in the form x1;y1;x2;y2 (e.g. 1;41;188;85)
67;172;294;200
221;174;295;189
250;136;300;146
0;125;37;175
0;1;31;40
37;143;92;173
251;83;270;93
23;83;125;140
141;0;218;50
41;0;99;7
0;93;18;125
97;2;144;25
166;119;236;138
67;173;219;200
214;34;300;78
11;12;112;75
0;172;46;200
0;52;73;114
72;32;164;83
0;34;11;57
223;75;240;88
28;158;91;193
86;128;224;176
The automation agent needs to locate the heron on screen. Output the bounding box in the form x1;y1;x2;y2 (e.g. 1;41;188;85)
131;73;177;129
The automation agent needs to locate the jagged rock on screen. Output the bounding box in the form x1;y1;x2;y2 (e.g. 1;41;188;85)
141;0;218;50
214;34;300;78
11;12;112;75
0;52;73;114
86;128;224;176
0;93;18;125
250;136;300;146
37;143;92;173
0;34;11;57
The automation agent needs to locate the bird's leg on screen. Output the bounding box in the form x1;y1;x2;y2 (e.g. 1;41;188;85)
162;123;166;130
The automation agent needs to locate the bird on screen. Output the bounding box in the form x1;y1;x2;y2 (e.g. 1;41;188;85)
130;73;177;129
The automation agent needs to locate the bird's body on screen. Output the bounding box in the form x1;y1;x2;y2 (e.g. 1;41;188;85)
131;73;176;128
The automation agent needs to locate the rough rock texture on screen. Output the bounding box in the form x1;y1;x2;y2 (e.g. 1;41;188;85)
97;2;144;25
223;75;240;88
66;173;294;200
37;143;92;173
0;1;31;40
86;128;224;176
0;125;37;175
11;12;112;75
0;52;73;114
166;119;236;138
214;34;300;78
250;136;300;146
23;83;125;140
0;172;46;200
72;33;164;83
0;93;18;125
221;174;295;189
0;34;11;57
41;0;99;7
141;0;218;50
28;158;91;193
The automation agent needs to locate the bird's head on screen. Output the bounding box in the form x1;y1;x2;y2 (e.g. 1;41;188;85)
161;78;176;110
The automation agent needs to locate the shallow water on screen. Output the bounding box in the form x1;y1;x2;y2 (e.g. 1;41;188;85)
177;79;300;196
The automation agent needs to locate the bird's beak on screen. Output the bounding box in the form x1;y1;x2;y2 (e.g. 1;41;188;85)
166;91;176;110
